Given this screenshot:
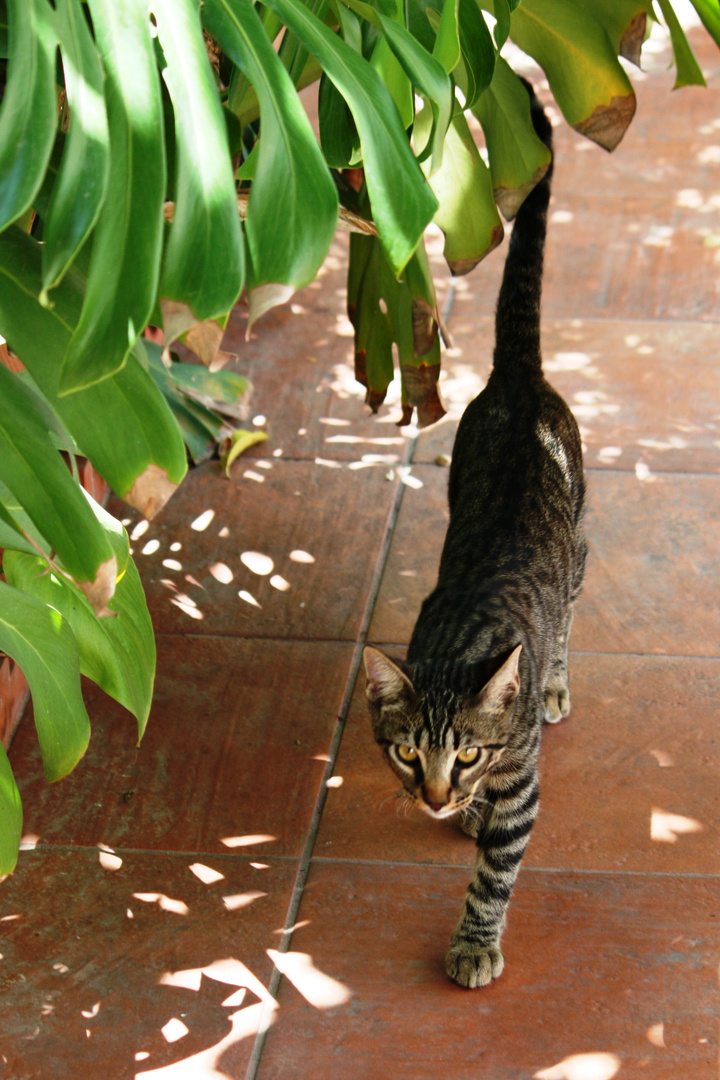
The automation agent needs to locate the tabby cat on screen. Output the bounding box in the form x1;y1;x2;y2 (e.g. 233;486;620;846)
363;82;587;989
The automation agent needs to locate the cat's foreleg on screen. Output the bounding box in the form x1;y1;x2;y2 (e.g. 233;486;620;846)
445;771;539;988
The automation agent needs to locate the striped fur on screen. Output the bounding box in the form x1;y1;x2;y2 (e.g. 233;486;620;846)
363;83;586;989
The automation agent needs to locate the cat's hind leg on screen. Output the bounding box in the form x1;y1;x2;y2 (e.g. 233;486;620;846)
543;608;574;723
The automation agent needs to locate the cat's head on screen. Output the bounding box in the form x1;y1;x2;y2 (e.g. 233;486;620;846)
362;645;522;819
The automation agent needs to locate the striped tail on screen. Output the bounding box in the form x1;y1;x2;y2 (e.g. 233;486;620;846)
492;80;553;381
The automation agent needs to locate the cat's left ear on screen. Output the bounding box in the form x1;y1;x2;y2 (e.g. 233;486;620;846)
475;644;522;713
363;646;415;704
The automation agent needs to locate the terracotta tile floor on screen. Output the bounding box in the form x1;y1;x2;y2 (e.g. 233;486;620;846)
4;20;720;1080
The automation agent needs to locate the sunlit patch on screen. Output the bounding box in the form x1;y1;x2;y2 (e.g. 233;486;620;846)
272;448;283;457
20;834;39;850
185;574;204;589
319;417;351;427
597;447;622;462
534;1052;621;1080
252;414;266;426
161;578;178;592
222;891;267;911
81;1002;100;1019
170;542;182;552
398;467;423;490
698;145;720;164
98;848;122;871
189;863;225;885
269;574;290;592
131;520;150;541
238;590;261;608
241;551;274;576
209;562;233;584
220;834;276;848
221;988;247;1007
651;808;703;844
243;470;265;483
624;334;641;347
163;559;183;571
0;913;18;923
650;749;674;768
135;1051;150;1062
127;909;134;919
191;509;215;531
267;950;352;1009
545;352;592;373
635;462;654;482
646;1022;665;1048
142;539;161;555
314;457;343;468
326;776;343;788
160;968;203;991
289;549;315;564
250;863;270;870
551;210;573;224
399;569;417;577
638;436;687;451
171;598;204;621
133;892;190;915
637;345;654;355
162;1018;189;1044
219;526;230;537
643;225;674;247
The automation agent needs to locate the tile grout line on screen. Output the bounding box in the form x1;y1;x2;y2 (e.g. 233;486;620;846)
244;434;421;1080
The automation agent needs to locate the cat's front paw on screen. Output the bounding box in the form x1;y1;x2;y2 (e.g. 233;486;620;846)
543;678;570;724
445;941;504;988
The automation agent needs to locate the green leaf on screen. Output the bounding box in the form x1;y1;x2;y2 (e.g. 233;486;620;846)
0;581;90;782
0;496;35;556
418;108;503;274
4;508;155;742
203;0;338;328
690;0;720;48
260;0;438;276
153;0;245;327
0;361;117;599
377;14;453;174
505;0;636;151
0;742;22;877
319;71;362;168
60;0;166;393
0;226;188;519
656;0;707;87
493;0;511;49
41;0;110;295
472;55;552;220
431;0;461;71
0;0;58;231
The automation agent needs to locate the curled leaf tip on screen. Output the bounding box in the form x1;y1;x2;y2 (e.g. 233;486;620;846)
247;284;294;338
574;93;636;152
124;464;178;520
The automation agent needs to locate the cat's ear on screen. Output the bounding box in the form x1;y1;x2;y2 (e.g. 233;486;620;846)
475;644;522;713
363;646;414;704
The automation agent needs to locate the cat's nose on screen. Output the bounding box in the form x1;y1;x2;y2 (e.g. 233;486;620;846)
426;800;446;812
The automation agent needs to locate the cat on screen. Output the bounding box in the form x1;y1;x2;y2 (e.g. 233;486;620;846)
363;81;587;989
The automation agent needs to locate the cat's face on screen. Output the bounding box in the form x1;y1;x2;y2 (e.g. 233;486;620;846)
363;645;522;819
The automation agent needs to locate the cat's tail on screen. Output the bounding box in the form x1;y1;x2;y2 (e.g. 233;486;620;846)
492;79;553;382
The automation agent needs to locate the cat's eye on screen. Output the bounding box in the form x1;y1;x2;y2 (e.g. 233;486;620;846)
396;744;418;763
456;746;481;766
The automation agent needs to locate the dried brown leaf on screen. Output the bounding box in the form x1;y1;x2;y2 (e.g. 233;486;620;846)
124;464;178;520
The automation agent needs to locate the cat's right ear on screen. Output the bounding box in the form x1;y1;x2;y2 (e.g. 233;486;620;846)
363;647;414;704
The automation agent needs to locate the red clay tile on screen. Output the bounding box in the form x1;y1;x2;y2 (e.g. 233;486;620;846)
256;861;718;1079
110;459;398;640
9;637;353;857
417;318;720;473
316;654;720;875
0;847;296;1080
368;466;720;657
576;471;720;656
